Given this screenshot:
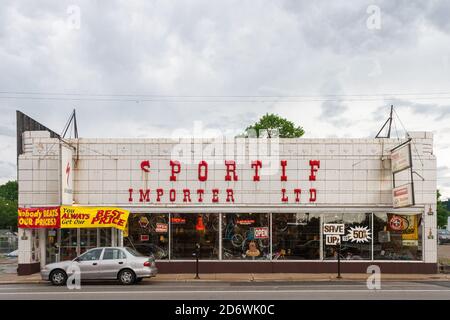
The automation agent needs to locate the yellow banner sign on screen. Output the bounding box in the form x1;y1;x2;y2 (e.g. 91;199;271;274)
60;206;130;231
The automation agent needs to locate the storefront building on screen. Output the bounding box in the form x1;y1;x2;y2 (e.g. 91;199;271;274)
17;125;437;274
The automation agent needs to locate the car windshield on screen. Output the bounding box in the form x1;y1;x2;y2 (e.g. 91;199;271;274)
125;247;145;257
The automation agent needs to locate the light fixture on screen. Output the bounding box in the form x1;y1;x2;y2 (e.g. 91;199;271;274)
427;207;434;216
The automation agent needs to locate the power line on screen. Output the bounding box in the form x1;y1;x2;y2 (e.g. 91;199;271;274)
2;95;450;103
1;90;450;98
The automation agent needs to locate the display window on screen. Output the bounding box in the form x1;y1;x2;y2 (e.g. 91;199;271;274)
272;213;320;260
59;229;78;260
79;229;98;254
322;213;372;260
222;213;270;260
124;213;169;259
171;213;219;260
373;213;423;261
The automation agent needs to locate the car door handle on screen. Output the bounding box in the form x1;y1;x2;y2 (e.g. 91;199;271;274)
118;262;124;264
93;263;97;266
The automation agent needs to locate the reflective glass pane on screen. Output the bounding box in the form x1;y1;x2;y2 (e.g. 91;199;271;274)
60;229;78;261
272;213;320;260
222;213;270;260
125;213;169;259
373;213;422;260
322;213;372;260
171;213;219;260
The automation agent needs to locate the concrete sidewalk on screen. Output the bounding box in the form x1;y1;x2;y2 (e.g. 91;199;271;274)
1;272;449;284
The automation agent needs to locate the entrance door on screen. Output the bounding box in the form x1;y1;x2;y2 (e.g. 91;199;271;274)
45;229;59;264
170;213;219;260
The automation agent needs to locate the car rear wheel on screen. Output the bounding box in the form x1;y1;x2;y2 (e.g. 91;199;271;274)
118;269;136;285
50;270;67;286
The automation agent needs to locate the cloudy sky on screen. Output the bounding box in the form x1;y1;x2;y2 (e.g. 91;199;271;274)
0;0;449;199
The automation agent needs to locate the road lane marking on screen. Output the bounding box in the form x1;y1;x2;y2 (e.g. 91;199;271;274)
1;289;450;295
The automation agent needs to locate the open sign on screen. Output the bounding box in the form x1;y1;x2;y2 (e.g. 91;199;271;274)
325;235;341;246
254;227;269;239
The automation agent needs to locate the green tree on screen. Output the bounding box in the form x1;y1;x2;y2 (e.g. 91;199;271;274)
244;113;305;138
0;181;18;201
437;190;449;228
0;180;18;230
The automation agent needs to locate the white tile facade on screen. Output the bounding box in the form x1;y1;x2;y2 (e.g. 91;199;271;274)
18;131;438;265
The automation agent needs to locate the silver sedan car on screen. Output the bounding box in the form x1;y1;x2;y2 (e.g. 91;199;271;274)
41;247;158;285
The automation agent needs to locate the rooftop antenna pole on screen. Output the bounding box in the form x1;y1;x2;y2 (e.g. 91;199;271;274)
61;108;80;165
61;109;78;139
375;105;394;138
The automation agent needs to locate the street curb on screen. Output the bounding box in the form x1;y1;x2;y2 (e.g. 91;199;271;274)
1;277;449;285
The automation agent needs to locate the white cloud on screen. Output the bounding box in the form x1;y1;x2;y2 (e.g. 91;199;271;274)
0;0;449;197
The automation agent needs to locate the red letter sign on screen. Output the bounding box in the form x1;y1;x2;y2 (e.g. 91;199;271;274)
170;160;181;181
225;160;238;181
226;189;235;202
251;160;262;181
197;189;205;202
139;189;150;202
141;160;150;173
156;189;164;202
280;160;287;181
128;188;133;202
183;189;191;202
212;189;219;202
309;160;320;181
198;161;208;181
309;188;317;202
281;188;288;202
169;189;176;202
294;188;301;202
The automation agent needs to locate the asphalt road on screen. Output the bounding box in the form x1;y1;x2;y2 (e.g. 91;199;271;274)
0;281;450;300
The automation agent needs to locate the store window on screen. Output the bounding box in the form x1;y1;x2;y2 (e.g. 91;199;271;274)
60;229;78;260
222;213;270;260
46;229;59;264
99;228;112;247
373;213;422;261
125;213;169;260
323;213;372;260
79;229;98;254
272;213;320;260
171;213;219;260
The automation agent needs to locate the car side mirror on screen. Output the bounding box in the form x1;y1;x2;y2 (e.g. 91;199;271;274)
73;257;80;262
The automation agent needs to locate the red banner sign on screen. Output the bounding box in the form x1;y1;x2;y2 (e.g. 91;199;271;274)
18;207;60;229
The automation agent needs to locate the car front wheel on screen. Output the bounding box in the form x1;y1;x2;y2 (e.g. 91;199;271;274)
50;270;67;286
118;269;136;285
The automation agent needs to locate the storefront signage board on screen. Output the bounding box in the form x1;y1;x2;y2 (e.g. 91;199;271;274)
60;206;129;231
18;207;60;229
393;183;414;208
346;226;371;243
61;144;74;205
323;223;345;235
325;235;341;246
391;143;412;173
156;223;168;233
